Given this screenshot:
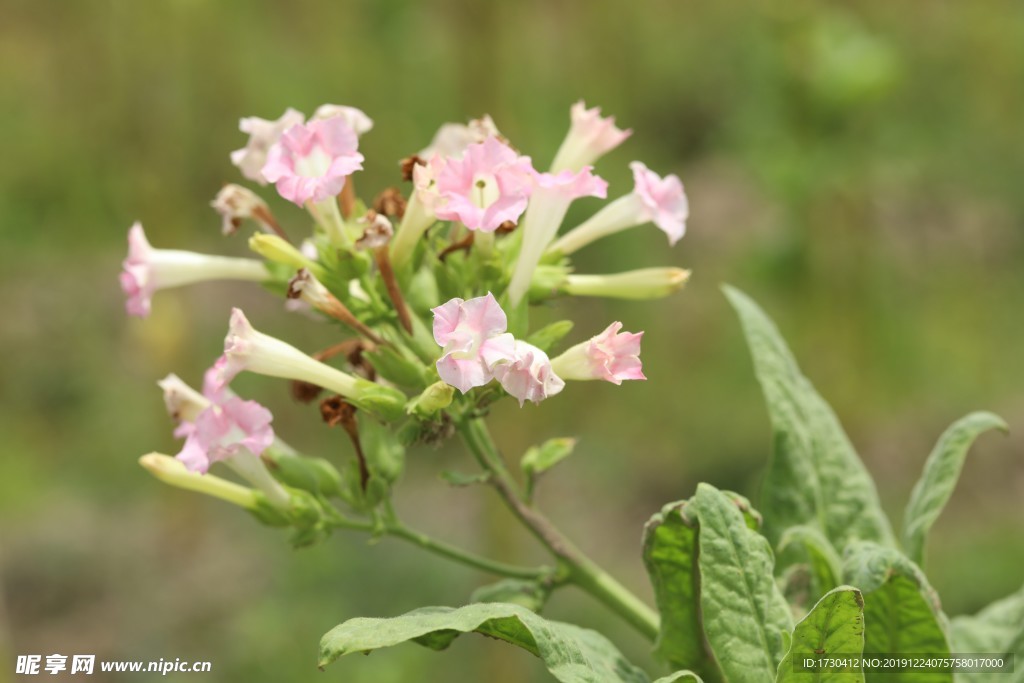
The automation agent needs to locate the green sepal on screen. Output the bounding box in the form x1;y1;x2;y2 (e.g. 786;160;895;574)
350;378;408;422
360;417;406;485
364;346;431;389
262;448;343;499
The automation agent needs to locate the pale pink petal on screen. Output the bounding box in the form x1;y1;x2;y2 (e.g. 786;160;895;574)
261;117;365;206
630;161;688;245
434;137;536;231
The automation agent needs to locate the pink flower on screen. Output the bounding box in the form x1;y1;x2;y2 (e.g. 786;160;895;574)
488;340;565;406
119;222;267;317
548;162;689;255
261;116;365;206
312;104;374;136
506;166;608;305
231;108;305;184
433;137;536;232
432;293;516;393
630;161;689;245
550;322;646;385
550;101;632;172
420;115;501;158
175;395;275;474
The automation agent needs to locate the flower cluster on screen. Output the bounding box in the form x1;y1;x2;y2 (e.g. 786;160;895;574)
122;100;690;531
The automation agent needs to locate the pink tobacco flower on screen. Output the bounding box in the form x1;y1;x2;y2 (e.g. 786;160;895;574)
175;395;275;475
433;137;536;232
420;115;501;159
506;166;608;305
550;101;632;173
432;293;516;393
630;161;689;245
488;340;565;406
261;116;365;206
549;161;689;254
312;104;374;136
231;107;305;184
119;222;267;317
550;322;646;385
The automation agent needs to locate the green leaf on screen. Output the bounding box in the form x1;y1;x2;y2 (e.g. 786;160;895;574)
694;483;794;683
723;286;894;549
841;541;951;683
523;438;578;477
319;602;652;683
527;320;576;353
778;525;844;606
776;586;866;683
642;500;718;681
653;673;703;683
902;412;1008;565
439;469;492;487
950;584;1024;683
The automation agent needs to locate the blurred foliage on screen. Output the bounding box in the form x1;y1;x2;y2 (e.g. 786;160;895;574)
1;1;1022;681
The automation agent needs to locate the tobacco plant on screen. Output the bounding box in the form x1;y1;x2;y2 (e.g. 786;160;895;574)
121;103;1021;682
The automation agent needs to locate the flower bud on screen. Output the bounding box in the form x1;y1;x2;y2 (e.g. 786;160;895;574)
248;234;327;280
406;380;455;418
139;453;259;510
563;268;690;300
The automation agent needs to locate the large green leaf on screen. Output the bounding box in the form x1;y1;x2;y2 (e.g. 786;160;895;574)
654;673;703;683
950;584;1024;683
319;602;651;683
776;586;866;683
902;412;1007;565
723;286;894;549
694;483;794;683
642;493;761;682
842;542;950;683
643;500;719;682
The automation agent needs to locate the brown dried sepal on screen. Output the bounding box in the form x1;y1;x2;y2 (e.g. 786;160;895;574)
399;155;424;182
372;187;408;219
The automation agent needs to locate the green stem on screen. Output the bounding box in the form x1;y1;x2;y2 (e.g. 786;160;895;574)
388;524;548;581
456;417;659;641
328;511;547;581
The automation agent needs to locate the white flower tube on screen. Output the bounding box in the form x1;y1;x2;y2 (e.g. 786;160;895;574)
224;309;406;419
120;222;268;318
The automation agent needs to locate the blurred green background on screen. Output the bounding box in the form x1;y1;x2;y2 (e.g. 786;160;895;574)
1;1;1022;681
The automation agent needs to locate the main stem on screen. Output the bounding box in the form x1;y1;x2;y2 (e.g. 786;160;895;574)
457;417;659;641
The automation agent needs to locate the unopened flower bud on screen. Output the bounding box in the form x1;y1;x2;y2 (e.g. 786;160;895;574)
139;453;260;510
563;268;690;300
248;234;327;280
407;381;455;418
